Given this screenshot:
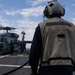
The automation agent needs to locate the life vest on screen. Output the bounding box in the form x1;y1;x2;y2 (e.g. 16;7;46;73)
39;19;75;66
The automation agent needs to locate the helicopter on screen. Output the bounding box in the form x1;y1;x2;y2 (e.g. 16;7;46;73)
0;26;20;54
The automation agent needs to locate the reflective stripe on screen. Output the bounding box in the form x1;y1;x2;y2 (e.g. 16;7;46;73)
46;22;71;26
41;60;73;66
41;57;73;66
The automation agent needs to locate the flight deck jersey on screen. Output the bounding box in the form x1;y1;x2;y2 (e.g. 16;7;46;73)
39;17;75;66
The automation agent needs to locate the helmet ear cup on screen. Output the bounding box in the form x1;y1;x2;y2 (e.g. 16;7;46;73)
43;7;49;18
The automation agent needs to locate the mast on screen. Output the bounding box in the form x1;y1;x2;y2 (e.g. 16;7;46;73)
21;31;25;42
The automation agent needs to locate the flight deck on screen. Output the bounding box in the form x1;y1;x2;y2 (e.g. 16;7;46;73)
0;54;31;75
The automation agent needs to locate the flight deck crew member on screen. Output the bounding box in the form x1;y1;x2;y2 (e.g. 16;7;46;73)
29;0;75;75
10;40;14;54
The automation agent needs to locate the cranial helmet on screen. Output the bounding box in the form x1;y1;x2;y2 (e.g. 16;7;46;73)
44;1;65;18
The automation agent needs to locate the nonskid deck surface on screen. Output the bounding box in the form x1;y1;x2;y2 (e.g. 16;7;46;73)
0;54;75;75
0;54;31;75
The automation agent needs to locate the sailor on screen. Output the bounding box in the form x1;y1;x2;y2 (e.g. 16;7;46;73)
29;0;75;75
0;42;3;50
10;40;14;55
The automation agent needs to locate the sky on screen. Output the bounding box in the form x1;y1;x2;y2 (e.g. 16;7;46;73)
0;0;75;41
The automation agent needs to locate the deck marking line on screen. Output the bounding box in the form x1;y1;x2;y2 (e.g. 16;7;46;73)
0;64;31;68
0;55;9;58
